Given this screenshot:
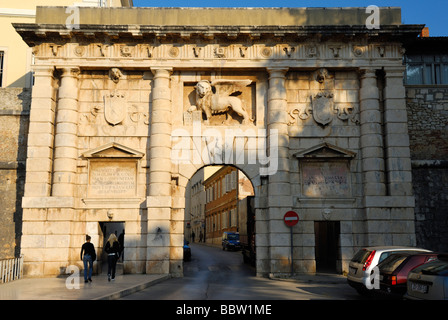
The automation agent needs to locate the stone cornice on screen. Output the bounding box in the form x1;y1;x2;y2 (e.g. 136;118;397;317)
13;23;424;46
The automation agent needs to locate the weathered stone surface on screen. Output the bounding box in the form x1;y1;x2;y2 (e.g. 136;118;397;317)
0;88;30;259
2;6;426;277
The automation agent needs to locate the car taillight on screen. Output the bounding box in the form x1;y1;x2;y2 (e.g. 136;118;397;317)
391;275;397;285
363;250;376;271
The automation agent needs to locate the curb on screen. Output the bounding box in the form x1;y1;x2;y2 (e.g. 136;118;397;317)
94;274;171;300
269;274;348;285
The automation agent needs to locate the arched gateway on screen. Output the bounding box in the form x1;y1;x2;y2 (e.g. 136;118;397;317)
14;7;422;277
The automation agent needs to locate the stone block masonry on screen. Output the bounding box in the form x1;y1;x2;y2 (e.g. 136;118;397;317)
412;163;448;252
407;87;448;160
10;6;424;277
0;88;30;259
407;86;448;252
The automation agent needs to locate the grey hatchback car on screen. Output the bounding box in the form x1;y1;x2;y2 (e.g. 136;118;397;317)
405;254;448;300
347;246;431;295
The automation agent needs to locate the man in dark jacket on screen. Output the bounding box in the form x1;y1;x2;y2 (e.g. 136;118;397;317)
80;235;96;283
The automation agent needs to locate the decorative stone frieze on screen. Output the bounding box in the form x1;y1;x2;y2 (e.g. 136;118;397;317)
25;41;410;64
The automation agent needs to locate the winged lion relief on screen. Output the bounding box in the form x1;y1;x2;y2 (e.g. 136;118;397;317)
187;79;253;125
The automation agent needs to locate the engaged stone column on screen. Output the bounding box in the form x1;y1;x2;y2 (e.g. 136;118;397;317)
24;66;56;197
51;66;80;197
359;69;386;196
266;67;293;275
146;67;174;275
383;67;413;196
267;67;291;202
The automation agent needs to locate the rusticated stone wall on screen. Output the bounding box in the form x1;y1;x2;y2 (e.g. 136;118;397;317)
0;88;30;259
407;86;448;252
407;87;448;160
412;162;448;252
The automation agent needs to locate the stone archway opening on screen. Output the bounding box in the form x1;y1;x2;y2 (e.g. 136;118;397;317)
184;165;257;271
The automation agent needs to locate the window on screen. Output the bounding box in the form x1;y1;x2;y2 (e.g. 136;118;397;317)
231;171;237;189
0;51;4;87
222;211;228;228
230;208;237;227
405;54;448;85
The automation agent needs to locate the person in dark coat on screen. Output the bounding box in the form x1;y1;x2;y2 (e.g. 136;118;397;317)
105;233;121;281
118;230;125;261
80;235;96;283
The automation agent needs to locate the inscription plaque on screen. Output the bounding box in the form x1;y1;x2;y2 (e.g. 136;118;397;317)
88;160;137;198
301;161;351;198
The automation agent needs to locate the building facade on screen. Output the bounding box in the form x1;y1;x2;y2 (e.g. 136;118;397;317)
185;165;221;243
404;37;448;253
10;6;429;277
204;166;254;245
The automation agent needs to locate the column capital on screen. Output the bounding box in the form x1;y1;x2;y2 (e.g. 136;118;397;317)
358;68;377;78
266;67;289;78
31;65;55;77
57;66;80;78
150;67;173;77
383;66;405;78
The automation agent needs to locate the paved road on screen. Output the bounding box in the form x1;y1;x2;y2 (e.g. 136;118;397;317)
120;243;361;300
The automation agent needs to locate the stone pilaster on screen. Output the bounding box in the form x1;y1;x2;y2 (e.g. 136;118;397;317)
146;67;175;275
24;66;56;197
52;66;80;197
359;69;386;197
359;68;416;247
383;67;413;196
265;67;293;275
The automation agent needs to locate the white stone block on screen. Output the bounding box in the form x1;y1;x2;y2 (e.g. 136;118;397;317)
45;235;70;248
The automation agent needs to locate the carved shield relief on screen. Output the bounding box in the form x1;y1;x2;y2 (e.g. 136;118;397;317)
104;91;127;126
311;91;334;126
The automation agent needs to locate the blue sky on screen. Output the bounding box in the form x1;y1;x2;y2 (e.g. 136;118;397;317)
133;0;448;36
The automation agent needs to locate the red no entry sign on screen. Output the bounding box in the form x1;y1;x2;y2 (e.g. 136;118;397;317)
284;211;299;227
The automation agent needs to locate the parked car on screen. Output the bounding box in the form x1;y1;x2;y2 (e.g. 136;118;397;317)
183;239;191;261
347;246;432;295
222;232;241;251
377;252;438;298
405;254;448;300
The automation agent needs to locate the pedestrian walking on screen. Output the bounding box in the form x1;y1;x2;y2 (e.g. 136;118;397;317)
105;233;121;281
80;235;96;283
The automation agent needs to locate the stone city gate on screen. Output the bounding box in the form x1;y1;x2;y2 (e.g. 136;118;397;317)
14;7;422;277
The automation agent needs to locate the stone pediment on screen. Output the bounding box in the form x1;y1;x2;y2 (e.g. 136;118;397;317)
82;142;144;159
294;142;356;159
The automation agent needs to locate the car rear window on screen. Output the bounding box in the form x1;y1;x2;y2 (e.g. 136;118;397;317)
420;261;448;276
378;254;409;272
351;249;372;263
379;250;427;264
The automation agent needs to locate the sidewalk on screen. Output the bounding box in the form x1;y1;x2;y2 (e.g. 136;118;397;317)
0;271;347;300
0;273;169;300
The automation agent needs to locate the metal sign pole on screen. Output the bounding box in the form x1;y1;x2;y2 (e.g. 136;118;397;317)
290;226;294;276
283;211;299;277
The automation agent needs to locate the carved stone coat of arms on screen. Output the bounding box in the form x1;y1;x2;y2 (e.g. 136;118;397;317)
104;91;127;126
311;91;334;126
